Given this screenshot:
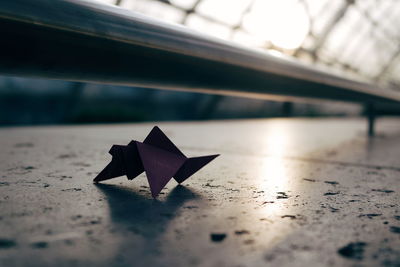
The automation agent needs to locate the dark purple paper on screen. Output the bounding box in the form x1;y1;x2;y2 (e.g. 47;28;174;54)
94;126;219;197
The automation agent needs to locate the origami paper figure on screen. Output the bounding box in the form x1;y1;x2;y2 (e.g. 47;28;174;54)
94;126;219;197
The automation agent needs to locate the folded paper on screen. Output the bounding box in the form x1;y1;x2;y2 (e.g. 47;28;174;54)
94;126;219;197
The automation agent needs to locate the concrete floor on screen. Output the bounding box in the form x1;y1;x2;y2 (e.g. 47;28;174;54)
0;117;399;267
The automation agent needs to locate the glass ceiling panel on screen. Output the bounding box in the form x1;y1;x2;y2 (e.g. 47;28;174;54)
92;0;400;92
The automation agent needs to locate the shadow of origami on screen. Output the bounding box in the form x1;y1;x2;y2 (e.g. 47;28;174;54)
95;183;200;239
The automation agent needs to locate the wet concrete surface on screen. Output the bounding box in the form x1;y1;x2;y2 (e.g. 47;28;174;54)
0;117;399;267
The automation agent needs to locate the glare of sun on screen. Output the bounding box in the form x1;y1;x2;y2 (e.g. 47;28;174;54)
260;123;290;192
245;0;310;50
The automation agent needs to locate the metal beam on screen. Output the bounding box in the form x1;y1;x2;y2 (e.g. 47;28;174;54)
0;0;399;105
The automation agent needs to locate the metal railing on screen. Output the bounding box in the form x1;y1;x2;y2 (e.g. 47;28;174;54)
1;0;400;135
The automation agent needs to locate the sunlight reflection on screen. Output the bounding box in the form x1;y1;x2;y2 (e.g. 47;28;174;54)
260;123;291;192
255;122;298;237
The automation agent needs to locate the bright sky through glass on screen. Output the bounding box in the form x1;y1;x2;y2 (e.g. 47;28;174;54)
244;0;310;50
94;0;400;89
96;0;310;50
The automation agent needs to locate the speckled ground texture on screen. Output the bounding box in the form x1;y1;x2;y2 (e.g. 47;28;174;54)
0;118;399;267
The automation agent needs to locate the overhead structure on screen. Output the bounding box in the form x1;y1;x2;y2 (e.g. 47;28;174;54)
0;0;400;135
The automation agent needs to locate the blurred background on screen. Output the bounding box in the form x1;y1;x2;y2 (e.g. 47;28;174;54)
2;0;400;126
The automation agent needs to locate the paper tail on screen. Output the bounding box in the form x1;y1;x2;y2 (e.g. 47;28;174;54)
174;154;219;184
93;157;126;183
